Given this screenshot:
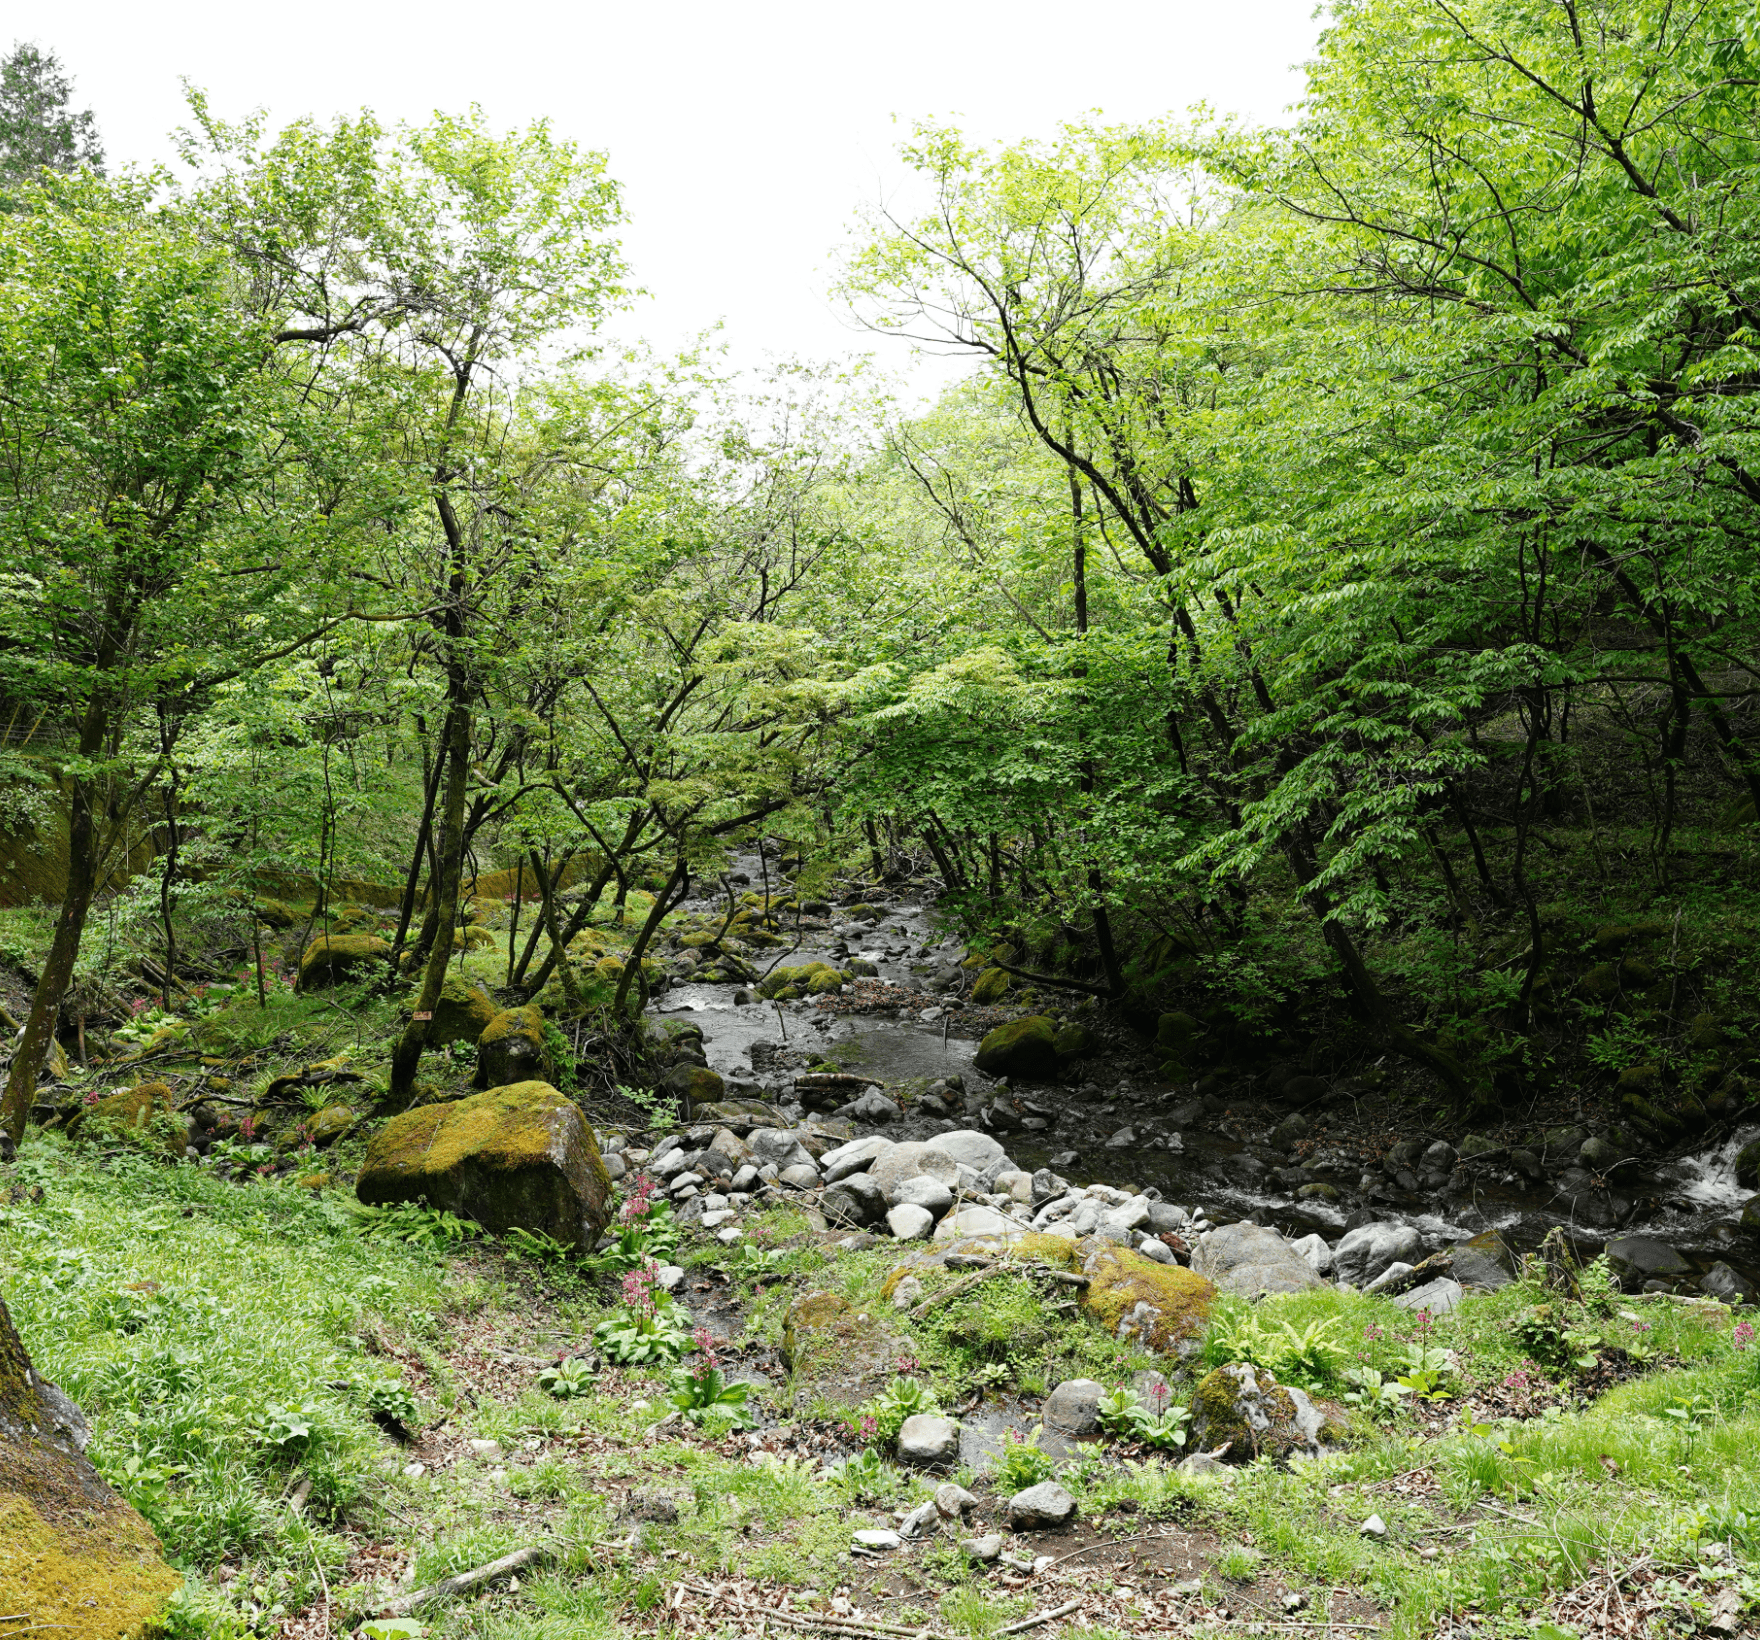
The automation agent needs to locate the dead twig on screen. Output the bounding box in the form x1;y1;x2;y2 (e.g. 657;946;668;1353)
376;1544;548;1616
996;1598;1083;1634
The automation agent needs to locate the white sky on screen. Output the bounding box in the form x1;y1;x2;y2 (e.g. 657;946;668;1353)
47;0;1323;402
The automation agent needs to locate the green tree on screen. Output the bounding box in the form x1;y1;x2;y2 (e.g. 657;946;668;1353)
0;42;102;187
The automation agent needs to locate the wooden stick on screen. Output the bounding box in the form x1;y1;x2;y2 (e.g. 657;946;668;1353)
378;1544;548;1615
995;1598;1082;1634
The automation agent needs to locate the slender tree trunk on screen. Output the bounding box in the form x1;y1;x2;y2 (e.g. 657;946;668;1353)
388;736;449;973
530;847;583;1009
612;857;689;1017
386;695;472;1110
3;756;105;1143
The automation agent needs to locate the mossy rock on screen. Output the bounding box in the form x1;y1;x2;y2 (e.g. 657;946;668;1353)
973;1015;1059;1080
431;977;498;1047
806;969;846;995
1687;1012;1728;1051
1577;962;1621;1001
357;1080;611;1249
757;961;842;1000
70;1083;188;1160
1735;1137;1760;1191
1743;1194;1760;1230
781;1290;904;1410
0;1293;180;1636
1054;1023;1096;1059
662;1064;725;1106
1187;1361;1343;1463
304;1105;355;1147
1593;920;1670;955
297;933;392;991
1156;1011;1199;1051
678;932;717;949
971;967;1010;1005
1080;1244;1216;1354
251;896;300;929
475;1006;552;1090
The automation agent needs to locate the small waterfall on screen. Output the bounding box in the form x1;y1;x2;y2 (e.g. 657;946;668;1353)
1665;1124;1759;1214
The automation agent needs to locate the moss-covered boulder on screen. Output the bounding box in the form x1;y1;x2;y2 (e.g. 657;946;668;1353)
304;1105;355;1147
297;933;392;990
71;1083;187;1159
1080;1244;1216;1354
475;1006;552;1090
973;1015;1059;1080
1053;1022;1096;1059
1156;1012;1199;1052
781;1290;905;1410
357;1081;612;1249
0;1292;179;1636
971;967;1010;1005
662;1064;725;1106
1736;1137;1760;1191
251;896;300;929
757;962;844;1000
1188;1362;1342;1463
431;977;497;1047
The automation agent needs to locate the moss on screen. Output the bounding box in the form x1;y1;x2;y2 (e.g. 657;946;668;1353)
781;1291;902;1409
1156;1011;1199;1051
971;967;1010;1004
431;977;498;1046
1053;1023;1096;1058
0;1297;180;1637
468;857;600;902
972;1014;1059;1079
304;1105;354;1146
296;933;391;990
594;955;625;980
251;896;300;929
1080;1245;1216;1354
73;1083;187;1159
357;1080;611;1248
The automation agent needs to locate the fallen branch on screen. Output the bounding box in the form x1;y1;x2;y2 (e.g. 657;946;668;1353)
996;1598;1083;1634
377;1544;548;1615
910;1261;1087;1320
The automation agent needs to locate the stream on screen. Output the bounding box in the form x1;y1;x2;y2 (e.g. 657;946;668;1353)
645;853;1760;1288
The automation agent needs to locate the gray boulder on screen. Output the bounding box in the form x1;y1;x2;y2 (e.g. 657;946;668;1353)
1699;1261;1756;1305
872;1141;962;1198
824;1171;886;1226
1007;1482;1077;1530
1290;1233;1333;1275
838;1091;902;1124
1393;1276;1463;1315
896;1414;960;1464
749;1127;815;1170
822;1134;895;1182
886;1203;935;1241
1042;1378;1104;1438
1191;1222;1325;1296
1333;1222;1424;1286
778;1163;822;1190
1606;1234;1691;1289
890;1175;955;1217
927;1129;1007;1172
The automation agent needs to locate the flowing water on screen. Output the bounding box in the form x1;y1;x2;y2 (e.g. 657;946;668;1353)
646;856;1759;1283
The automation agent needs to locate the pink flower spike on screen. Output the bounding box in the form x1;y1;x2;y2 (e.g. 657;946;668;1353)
1735;1320;1755;1351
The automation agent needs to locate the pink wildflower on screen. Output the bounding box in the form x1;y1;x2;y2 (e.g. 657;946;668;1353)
693;1326;719;1367
1734;1320;1755;1352
82;1089;100;1107
859;1414;878;1440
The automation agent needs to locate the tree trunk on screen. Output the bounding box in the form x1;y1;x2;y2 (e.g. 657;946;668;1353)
611;857;689;1017
3;769;103;1142
386;696;472;1110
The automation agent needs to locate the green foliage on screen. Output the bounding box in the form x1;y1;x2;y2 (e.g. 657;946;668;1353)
666;1364;756;1429
504;1225;576;1266
990;1426;1057;1492
536;1356;596;1399
1097;1384;1192;1450
346;1199;481;1251
1206;1304;1347;1390
862;1374;939;1443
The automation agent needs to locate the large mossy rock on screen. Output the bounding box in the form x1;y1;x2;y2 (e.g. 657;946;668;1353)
357;1081;611;1249
431;977;498;1047
1188;1361;1341;1463
1080;1243;1216;1354
973;1015;1059;1080
297;933;392;990
0;1293;179;1635
662;1064;725;1106
781;1290;905;1410
68;1082;188;1159
971;967;1010;1005
475;1006;552;1090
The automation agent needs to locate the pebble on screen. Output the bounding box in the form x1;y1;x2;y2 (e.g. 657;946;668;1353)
466;1439;503;1460
962;1534;1004;1563
1361;1514;1387;1539
853;1528;903;1551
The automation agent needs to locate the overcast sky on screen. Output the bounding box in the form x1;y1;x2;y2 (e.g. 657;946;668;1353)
46;0;1323;400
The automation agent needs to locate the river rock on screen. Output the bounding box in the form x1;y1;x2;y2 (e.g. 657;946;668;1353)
1290;1233;1333;1275
358;1081;612;1248
1699;1261;1757;1304
1007;1481;1077;1529
824;1171;887;1226
1450;1231;1518;1289
822;1134;895;1181
1042;1379;1104;1437
1081;1243;1217;1350
891;1175;955;1217
749;1127;815;1169
973;1016;1060;1080
1393;1276;1463;1315
934;1204;1019;1239
886;1203;935;1241
0;1292;180;1633
927;1129;1007;1172
935;1481;978;1518
1333;1221;1424;1286
837;1090;902;1124
1605;1234;1691;1289
897;1414;961;1464
872;1141;962;1197
779;1163;822;1190
963;1534;1004;1562
1191;1223;1326;1296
